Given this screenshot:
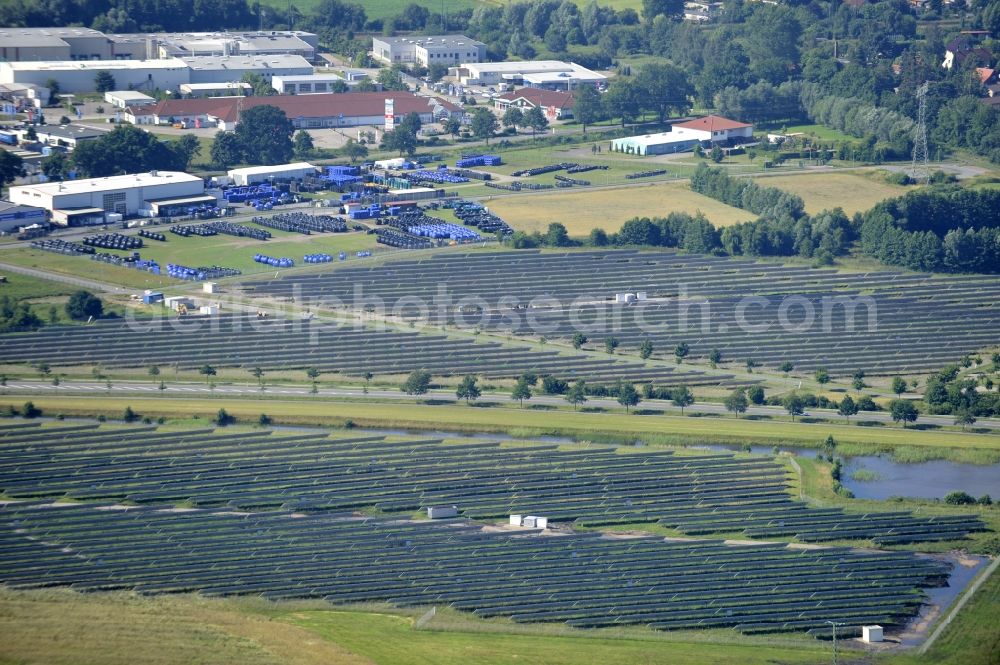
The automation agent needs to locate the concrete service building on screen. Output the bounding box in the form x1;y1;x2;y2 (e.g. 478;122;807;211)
8;171;206;224
372;35;486;67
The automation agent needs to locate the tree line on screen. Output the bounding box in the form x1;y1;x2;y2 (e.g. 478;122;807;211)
859;187;1000;273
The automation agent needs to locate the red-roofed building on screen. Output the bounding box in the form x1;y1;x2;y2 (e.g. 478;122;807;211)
611;115;754;155
977;67;997;85
493;87;575;119
670;115;754;141
123;91;461;130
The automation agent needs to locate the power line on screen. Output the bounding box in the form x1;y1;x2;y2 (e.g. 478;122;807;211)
911;81;930;184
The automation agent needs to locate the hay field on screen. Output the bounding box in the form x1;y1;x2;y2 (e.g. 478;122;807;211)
486;182;753;235
760;172;909;215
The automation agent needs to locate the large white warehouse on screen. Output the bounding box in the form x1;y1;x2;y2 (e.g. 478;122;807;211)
451;60;605;90
0;58;189;94
227;162;317;186
0;54;312;93
8;171;207;225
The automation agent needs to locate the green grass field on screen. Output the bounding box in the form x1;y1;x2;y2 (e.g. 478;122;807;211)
0;271;73;300
486;181;753;235
0;227;379;290
758;172;910;216
4;394;997;453
888;567;1000;665
756;123;859;143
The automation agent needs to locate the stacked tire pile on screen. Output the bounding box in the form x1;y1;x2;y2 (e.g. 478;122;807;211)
139;229;167;241
30;239;94;255
203;221;271;240
567;165;608;174
303;253;334;263
626;169;668;180
170;224;217;238
82;233;143;250
453;203;513;237
456;154;502;168
254;254;295;268
253;213;347;234
167;263;241;280
511;163;577;177
91;253;161;273
411;167;469;184
375;228;433;249
554;175;591;187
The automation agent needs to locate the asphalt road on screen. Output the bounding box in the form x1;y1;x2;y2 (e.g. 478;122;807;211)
5;379;998;431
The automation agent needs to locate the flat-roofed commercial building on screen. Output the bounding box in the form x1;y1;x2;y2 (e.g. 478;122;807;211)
0;27;114;61
452;60;606;91
372;35;485;67
8;171;205;223
0;58;189;94
181;54;313;84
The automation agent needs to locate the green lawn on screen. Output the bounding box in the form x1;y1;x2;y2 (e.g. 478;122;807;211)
0;227;379;290
282;607;829;665
756;123;858;143
0;271;73;300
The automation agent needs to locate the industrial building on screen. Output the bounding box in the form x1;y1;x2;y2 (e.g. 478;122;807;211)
0;27;120;62
371;35;485;67
227;162;317;186
0;28;318;63
104;90;157;109
611;115;754;155
178;82;252;98
180;54;313;84
25;124;106;151
8;171;208;225
125;91;461;130
271;74;349;95
0;201;47;233
0;54;311;94
137;31;318;61
0;58;190;94
451;61;606;90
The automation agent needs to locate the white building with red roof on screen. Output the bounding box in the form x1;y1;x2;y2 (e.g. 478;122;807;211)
492;88;575;119
611;115;753;155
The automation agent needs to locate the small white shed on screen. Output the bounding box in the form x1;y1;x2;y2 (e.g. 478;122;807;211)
862;625;883;643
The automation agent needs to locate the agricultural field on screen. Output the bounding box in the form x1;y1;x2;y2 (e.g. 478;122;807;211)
486;182;753;235
758;171;911;215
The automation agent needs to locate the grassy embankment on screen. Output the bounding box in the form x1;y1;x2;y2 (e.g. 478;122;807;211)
2;394;998;456
0;586;833;665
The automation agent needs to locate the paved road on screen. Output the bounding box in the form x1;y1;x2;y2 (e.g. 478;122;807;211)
5;379;998;432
